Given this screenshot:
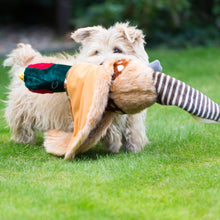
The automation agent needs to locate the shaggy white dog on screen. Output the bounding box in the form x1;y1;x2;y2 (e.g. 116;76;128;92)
4;23;150;154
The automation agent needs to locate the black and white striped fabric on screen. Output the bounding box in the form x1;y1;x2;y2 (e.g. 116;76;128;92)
152;72;220;123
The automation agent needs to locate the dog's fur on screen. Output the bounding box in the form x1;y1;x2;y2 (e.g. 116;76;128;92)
4;23;149;154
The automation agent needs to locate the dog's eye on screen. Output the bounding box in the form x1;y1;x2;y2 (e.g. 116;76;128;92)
90;50;99;56
94;50;99;55
113;47;122;53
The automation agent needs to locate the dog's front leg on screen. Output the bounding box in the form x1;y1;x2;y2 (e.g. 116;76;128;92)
123;110;148;153
101;114;127;153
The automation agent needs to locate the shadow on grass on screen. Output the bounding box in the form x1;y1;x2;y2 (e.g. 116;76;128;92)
2;128;218;164
74;148;116;161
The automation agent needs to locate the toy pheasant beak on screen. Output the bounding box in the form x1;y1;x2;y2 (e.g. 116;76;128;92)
18;73;24;81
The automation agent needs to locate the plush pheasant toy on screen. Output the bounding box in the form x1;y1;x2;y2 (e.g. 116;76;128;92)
19;59;220;160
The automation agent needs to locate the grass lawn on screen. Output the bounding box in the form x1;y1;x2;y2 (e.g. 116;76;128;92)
0;47;219;220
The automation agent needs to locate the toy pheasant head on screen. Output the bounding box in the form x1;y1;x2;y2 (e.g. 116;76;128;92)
19;58;219;160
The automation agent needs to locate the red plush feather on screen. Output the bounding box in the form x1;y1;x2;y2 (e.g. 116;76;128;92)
28;63;54;69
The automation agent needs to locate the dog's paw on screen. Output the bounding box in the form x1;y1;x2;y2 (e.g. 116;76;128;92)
105;143;121;153
124;135;149;153
125;142;140;153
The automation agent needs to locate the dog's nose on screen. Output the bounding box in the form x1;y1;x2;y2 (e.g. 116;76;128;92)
99;61;104;65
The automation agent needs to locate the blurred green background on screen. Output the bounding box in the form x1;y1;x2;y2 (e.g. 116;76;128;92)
0;0;220;47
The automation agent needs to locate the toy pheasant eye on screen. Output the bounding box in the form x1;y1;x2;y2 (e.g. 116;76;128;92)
112;59;130;80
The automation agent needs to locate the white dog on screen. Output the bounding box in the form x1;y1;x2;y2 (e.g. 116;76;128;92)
4;23;150;154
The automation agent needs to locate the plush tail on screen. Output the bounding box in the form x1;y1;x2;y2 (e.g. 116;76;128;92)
3;43;41;74
152;72;220;124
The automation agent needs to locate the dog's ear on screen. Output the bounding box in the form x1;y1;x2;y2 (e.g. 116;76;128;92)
114;22;149;63
114;22;145;44
71;26;103;43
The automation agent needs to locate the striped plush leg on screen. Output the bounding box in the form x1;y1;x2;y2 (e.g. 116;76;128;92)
152;72;220;124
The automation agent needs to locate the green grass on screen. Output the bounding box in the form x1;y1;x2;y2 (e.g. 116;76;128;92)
0;47;220;220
